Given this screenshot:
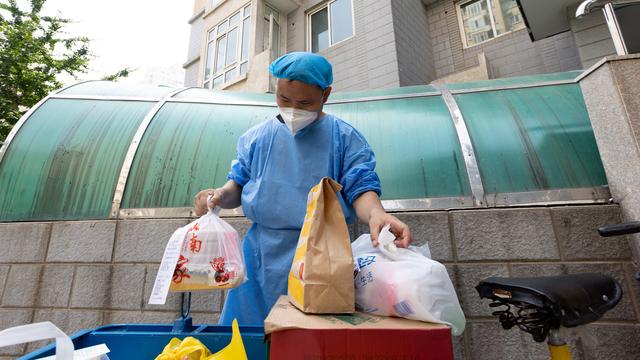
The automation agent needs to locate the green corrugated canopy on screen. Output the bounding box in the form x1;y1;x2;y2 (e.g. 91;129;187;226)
0;72;608;222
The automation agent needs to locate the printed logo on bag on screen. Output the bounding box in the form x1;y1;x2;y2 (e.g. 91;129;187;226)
210;257;236;284
172;255;191;283
357;255;376;269
393;300;415;316
356;270;374;289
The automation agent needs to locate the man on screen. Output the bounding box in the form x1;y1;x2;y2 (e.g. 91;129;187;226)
194;52;411;325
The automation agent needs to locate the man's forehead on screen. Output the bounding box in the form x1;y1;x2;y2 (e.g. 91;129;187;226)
276;79;323;96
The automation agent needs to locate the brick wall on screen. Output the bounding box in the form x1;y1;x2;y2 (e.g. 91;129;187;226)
426;0;583;79
391;0;435;85
286;0;400;91
1;204;638;359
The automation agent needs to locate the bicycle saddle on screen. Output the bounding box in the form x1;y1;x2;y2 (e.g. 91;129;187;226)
476;273;622;327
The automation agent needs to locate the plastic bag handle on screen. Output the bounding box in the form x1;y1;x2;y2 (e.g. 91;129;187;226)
378;224;401;260
206;194;222;215
0;321;74;360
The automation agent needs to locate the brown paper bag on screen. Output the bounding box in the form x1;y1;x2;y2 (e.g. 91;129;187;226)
288;177;355;313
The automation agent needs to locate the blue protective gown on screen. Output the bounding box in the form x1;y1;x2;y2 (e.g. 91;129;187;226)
218;113;381;325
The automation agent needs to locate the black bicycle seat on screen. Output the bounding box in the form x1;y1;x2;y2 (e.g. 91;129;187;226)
476;273;622;327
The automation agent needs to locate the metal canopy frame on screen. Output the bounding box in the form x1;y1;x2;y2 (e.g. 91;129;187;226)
0;75;611;220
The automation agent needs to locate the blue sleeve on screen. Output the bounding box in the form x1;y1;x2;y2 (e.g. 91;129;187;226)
339;127;382;204
226;131;254;187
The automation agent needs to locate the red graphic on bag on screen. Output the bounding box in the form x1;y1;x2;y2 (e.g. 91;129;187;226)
210;257;225;272
188;233;202;253
172;255;191;284
210;257;235;284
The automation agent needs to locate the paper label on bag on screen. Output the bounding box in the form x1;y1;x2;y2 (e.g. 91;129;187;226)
149;227;188;305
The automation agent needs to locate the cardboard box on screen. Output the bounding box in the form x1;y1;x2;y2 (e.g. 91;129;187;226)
264;296;454;359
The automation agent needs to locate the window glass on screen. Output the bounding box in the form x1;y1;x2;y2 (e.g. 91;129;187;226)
215;35;226;73
330;0;353;44
241;17;251;61
226;27;239;66
459;0;525;47
311;8;329;53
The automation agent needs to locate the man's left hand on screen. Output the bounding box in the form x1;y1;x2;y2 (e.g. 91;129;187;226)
368;208;412;248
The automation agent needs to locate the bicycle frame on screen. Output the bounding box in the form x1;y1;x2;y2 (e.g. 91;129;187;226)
548;329;572;360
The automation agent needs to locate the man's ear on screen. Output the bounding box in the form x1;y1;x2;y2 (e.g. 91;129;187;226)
322;86;332;103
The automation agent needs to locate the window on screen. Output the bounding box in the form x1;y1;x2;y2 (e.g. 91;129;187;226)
457;0;525;47
307;0;354;53
262;4;280;61
210;0;224;9
203;3;252;89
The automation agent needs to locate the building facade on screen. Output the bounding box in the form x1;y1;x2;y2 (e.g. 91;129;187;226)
183;0;617;91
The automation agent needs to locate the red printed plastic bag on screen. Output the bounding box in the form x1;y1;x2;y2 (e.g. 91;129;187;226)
168;209;246;292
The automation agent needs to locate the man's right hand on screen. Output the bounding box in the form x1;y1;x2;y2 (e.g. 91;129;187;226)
193;188;225;216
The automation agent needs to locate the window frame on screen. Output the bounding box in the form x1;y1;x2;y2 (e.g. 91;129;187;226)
456;0;525;49
203;3;252;90
306;0;355;53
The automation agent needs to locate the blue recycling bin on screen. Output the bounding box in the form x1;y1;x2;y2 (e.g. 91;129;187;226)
19;323;267;360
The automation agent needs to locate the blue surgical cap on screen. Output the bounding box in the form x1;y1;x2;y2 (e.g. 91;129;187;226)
269;52;333;90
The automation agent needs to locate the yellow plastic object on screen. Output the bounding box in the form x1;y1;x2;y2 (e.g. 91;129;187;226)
155;319;247;360
155;337;210;360
548;344;572;360
208;319;248;360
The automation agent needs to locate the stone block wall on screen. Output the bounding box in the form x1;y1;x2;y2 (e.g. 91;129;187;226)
1;204;639;359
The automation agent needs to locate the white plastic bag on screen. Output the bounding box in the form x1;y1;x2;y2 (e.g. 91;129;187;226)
0;321;110;359
169;207;247;292
352;225;466;335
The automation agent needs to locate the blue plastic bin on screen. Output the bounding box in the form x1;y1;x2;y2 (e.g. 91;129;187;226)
19;323;267;360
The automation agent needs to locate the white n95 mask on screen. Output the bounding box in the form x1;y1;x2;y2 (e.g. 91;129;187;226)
279;107;318;134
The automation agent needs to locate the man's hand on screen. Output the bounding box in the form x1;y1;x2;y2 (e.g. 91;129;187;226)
193;188;225;216
193;180;243;216
368;207;412;248
353;191;412;248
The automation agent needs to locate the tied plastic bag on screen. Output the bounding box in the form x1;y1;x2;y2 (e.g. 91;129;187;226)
169;206;246;292
352;225;466;335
